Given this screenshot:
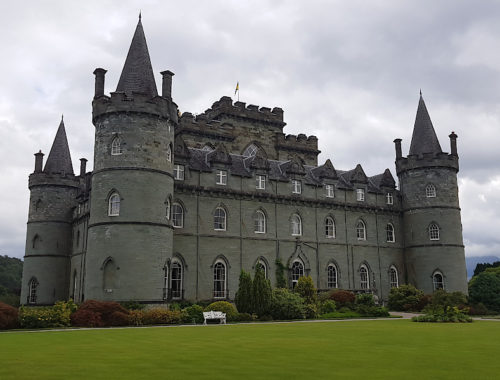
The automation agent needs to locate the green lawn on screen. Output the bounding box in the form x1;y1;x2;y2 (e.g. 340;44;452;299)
0;320;499;379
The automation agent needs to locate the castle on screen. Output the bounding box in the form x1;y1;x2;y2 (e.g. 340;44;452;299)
20;18;468;305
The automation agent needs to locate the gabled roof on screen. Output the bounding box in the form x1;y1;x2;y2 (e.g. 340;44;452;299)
116;16;158;97
409;94;442;155
43;118;74;175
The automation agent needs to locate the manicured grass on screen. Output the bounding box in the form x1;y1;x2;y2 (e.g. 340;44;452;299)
1;320;499;379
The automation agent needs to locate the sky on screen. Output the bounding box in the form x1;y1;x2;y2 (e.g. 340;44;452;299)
1;0;500;260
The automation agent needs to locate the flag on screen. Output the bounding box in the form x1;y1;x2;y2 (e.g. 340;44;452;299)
234;82;239;95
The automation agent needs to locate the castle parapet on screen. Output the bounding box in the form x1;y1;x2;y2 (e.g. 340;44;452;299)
395;152;459;175
276;133;320;154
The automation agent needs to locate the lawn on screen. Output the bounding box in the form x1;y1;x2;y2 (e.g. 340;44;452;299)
0;320;499;379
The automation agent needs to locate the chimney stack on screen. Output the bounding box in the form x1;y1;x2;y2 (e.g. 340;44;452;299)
449;132;458;156
93;68;107;98
80;158;88;177
394;138;402;159
34;150;44;173
160;70;174;99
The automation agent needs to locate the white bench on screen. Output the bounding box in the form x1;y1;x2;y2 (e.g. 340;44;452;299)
203;311;226;325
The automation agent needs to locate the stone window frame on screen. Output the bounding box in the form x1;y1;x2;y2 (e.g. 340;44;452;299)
429;223;440;241
214;207;227;231
389;265;399;288
72;270;78;300
254;210;266;234
426;184;436;198
255;258;268;279
256;174;266;190
111;136;123;155
386;223;395;243
325;184;335;198
356;188;365;202
291;213;302;236
28;277;39;304
170;260;183;300
291;259;304;289
108;192;121;217
325;216;336;239
166;143;172;162
360;264;369;290
213;260;227;299
356;219;366;241
215;169;227;186
174;164;185;180
165;198;171;220
433;270;445;290
171;202;184;228
292;179;302;194
243;143;259;157
327;263;338;289
386;192;393;205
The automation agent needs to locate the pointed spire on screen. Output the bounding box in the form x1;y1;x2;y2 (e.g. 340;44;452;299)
116;16;158;97
43;117;74;175
409;93;442;155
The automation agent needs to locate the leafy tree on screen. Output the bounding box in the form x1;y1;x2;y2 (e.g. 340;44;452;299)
252;266;272;317
275;258;287;288
469;267;500;312
295;276;317;304
0;255;23;293
270;288;306;320
473;261;500;277
388;284;424;311
235;270;253;314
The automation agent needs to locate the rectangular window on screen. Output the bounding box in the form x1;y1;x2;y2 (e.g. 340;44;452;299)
216;170;227;185
386;192;393;205
325;184;335;198
174;165;185;180
256;175;266;190
356;188;365;202
292;180;302;194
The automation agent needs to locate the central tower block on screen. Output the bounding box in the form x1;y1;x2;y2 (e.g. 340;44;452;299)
84;17;178;301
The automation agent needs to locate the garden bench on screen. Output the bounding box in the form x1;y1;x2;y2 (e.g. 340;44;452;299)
203;311;226;325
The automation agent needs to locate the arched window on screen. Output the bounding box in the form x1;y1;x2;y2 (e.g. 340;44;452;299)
256;259;267;278
426;184;436;198
429;223;440;241
163;265;169;300
172;203;184;228
214;207;227;231
171;261;183;299
166;144;172;162
325;217;336;238
28;277;38;304
108;193;120;216
76;230;80;247
165;199;171;220
32;235;40;249
360;265;369;289
103;259;117;292
72;271;78;300
254;210;266;234
291;260;304;289
386;223;395;243
356;220;366;240
111;136;122;155
213;261;226;298
390;266;399;288
327;264;338;289
243;144;259;157
291;214;302;236
433;272;444;290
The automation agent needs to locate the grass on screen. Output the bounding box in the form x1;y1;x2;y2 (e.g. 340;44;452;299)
0;320;499;379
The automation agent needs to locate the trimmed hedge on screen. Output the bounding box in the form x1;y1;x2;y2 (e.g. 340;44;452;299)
19;300;76;329
206;301;238;321
329;290;355;308
70;300;128;327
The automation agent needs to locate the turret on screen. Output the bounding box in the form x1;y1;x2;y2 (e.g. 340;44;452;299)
21;118;79;305
84;16;178;302
395;94;467;294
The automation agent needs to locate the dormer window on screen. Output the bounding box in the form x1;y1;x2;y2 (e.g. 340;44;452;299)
426;184;436;198
243;144;258;157
216;170;227;185
325;184;335;198
292;180;302;194
111;137;122;155
356;188;365;202
256;175;266;190
174;165;185;180
386;192;393;205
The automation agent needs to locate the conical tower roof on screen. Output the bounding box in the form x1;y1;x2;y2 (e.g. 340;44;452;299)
116;15;158;97
409;93;442;155
44;117;74;174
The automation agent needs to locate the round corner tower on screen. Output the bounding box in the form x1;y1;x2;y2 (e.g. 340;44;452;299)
395;94;467;294
21;120;79;305
84;18;178;302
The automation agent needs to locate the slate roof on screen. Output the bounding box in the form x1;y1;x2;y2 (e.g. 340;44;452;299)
409;94;442;155
116;16;158;97
43;118;74;175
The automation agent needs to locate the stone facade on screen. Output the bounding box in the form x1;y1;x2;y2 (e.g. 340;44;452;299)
20;19;468;306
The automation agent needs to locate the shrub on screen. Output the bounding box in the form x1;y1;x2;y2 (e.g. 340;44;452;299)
183;304;204;324
388;284;424;311
206;301;238;322
108;311;129;326
469;267;500;312
320;310;361;319
468;303;489;316
304;303;318;319
355;293;375;307
237;312;254;322
329;290;355;309
120;301;145;311
412;306;473;323
142;308;183;325
295;276;317;304
0;301;19;329
270;288;306;320
356;305;390;317
252;267;272;317
319;299;336;314
235;270;253;314
70;300;128;327
128;310;145;326
275;259;287;288
424;290;468;315
20;300;76;329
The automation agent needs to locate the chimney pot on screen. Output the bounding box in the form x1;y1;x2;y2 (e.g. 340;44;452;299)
160;70;174;99
93;68;107;98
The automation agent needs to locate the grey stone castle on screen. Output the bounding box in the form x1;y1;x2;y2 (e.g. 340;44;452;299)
21;18;468;305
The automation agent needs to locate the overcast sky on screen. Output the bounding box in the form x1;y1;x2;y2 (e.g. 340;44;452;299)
1;0;500;260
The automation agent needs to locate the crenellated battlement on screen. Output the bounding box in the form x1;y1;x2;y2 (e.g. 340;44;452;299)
396;152;459;175
201;96;285;128
29;172;80;190
276;133;319;154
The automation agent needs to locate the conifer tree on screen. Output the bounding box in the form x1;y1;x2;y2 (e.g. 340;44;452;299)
235;270;253;314
252;266;272;317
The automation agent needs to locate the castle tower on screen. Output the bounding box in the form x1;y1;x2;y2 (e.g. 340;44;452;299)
395;94;467;294
21;118;79;305
84;17;178;301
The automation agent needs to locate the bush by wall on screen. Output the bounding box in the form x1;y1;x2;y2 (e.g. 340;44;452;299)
235;270;253;314
0;301;19;330
252;267;272;317
295;276;317;304
206;301;238;321
388;284;424;311
70;300;128;327
328;290;355;309
270;288;306;320
19;300;76;329
142;308;183;325
319;300;336;315
182;304;204;324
